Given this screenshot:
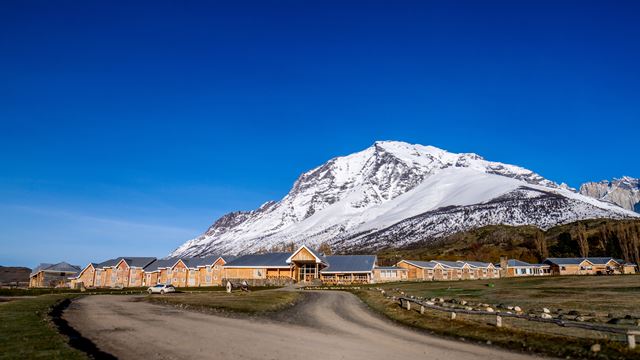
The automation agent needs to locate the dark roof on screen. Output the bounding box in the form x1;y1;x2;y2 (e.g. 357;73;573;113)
506;259;534;267
183;256;220;268
30;262;81;276
119;257;157;268
375;266;407;271
400;260;440;269
95;257;156;268
321;255;376;273
95;258;119;268
143;259;180;272
224;253;292;267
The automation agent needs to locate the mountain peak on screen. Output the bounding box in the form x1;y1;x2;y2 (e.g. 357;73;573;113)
170;142;637;257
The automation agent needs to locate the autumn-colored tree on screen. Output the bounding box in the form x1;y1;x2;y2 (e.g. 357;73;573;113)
534;231;548;259
576;223;589;257
318;241;333;255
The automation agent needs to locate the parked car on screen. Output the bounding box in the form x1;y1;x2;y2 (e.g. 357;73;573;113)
147;284;175;295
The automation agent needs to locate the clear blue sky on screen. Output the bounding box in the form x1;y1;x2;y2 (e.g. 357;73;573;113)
1;1;638;268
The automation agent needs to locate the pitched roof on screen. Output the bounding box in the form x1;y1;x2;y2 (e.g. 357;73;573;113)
117;257;157;268
506;259;535;267
432;260;465;269
224;253;292;268
399;260;440;269
321;255;376;273
286;245;325;264
544;257;620;266
460;261;493;268
183;256;221;268
30;262;81;276
143;259;180;272
375;266;407;271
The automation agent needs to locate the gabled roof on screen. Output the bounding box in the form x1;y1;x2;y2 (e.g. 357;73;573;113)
30;262;81;276
320;255;376;273
375;266;407;271
459;261;493;268
398;260;441;269
286;245;324;264
94;257;156;268
543;257;621;266
432;260;466;269
116;257;157;268
224;253;292;268
586;257;620;265
143;259;180;272
183;256;220;268
506;259;535;267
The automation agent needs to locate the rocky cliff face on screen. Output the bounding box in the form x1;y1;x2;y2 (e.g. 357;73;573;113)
170;141;638;257
579;177;640;213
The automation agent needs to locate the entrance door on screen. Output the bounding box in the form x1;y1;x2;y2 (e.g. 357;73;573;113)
298;263;317;282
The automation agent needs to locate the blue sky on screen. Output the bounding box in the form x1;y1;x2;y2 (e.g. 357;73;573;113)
1;1;638;267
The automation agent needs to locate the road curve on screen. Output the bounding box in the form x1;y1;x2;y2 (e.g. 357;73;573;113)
64;292;546;360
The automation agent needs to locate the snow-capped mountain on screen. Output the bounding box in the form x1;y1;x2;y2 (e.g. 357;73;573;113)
171;141;638;257
579;177;640;213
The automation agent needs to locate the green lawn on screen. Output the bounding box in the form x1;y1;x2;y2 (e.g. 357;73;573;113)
0;295;87;360
146;289;301;314
353;275;640;360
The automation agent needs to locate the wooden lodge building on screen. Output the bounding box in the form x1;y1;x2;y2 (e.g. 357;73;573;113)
498;258;551;277
543;257;636;275
397;259;499;281
56;250;637;289
30;262;81;288
222;245;406;285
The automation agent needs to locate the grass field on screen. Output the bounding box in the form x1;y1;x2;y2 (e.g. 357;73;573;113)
0;295;86;360
353;275;640;360
146;288;301;314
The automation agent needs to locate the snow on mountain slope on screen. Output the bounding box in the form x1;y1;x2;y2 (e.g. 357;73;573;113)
170;141;638;257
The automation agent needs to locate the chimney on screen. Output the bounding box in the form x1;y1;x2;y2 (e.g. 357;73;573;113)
500;256;508;269
499;256;508;277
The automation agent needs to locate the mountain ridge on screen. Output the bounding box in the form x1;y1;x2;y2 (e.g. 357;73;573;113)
171;141;637;257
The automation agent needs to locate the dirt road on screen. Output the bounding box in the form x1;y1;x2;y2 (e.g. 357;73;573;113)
64;291;546;360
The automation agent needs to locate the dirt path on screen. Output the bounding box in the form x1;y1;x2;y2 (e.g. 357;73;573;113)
64;292;547;360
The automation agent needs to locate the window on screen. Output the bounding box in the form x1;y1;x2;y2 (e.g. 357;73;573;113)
206;265;212;273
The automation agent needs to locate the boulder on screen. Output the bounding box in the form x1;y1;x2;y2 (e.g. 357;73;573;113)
541;313;553;319
514;306;522;312
460;300;467;306
485;307;495;313
542;308;550;314
575;316;586;322
590;344;601;353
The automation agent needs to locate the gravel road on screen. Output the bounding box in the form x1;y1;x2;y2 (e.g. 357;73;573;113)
64;292;547;360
